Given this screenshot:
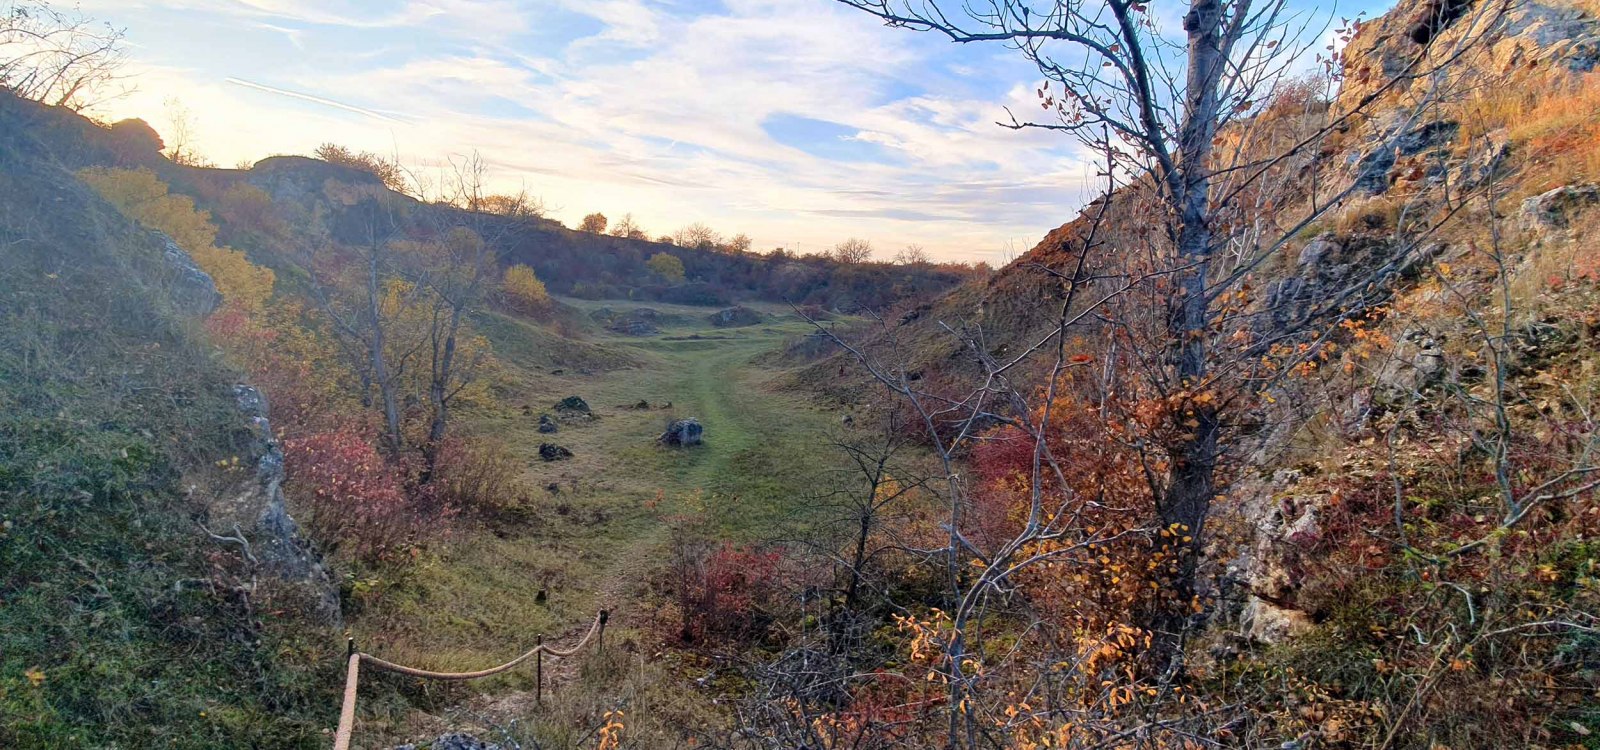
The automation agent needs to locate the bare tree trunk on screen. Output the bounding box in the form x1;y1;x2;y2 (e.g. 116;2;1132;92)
366;248;403;456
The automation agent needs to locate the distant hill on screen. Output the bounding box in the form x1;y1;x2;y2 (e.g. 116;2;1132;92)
0;96;972;311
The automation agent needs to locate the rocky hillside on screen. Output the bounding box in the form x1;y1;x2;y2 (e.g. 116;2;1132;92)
0;89;340;746
794;0;1600;742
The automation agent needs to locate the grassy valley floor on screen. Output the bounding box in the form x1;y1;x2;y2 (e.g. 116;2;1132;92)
341;299;860;747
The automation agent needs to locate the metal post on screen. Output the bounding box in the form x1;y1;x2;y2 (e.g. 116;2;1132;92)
598;610;609;653
535;634;544;707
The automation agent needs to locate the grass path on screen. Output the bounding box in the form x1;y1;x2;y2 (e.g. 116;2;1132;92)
352;299;852;744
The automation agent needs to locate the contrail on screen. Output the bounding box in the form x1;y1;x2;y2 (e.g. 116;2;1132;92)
224;77;409;124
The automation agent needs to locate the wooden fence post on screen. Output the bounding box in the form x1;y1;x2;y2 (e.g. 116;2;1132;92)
598;610;609;653
535;634;544;707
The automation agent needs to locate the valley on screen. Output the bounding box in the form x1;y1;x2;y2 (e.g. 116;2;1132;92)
341;299;869;744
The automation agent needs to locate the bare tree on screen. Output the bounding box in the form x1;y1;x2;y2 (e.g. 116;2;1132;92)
893;244;930;265
162;96;212;167
722;232;753;254
814;0;1507;743
0;1;126;110
831;237;873;264
673;221;721;250
609;212;648;240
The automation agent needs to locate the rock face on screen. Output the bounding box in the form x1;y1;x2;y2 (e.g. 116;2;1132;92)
1340;0;1600;108
1522;183;1600;231
709;305;764;327
659;418;704;447
537;413;559;433
539;443;573;461
217;386;342;625
156;230;222;316
1350;119;1459;195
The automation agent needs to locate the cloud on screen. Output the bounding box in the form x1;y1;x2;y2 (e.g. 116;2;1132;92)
88;0;1104;261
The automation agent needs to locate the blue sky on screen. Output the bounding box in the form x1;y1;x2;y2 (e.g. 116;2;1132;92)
85;0;1391;261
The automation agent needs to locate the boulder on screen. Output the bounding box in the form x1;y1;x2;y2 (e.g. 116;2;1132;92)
659;418;703;447
554;396;591;415
1522;183;1600;231
708;305;764;327
608;316;660;336
537;414;559;433
538;443;573;461
1241;598;1315;645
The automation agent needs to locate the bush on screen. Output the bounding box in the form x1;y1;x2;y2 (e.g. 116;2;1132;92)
431;434;523;517
666;540;786;646
283;428;451;566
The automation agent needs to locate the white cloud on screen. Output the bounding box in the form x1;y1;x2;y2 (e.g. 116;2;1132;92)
90;0;1100;261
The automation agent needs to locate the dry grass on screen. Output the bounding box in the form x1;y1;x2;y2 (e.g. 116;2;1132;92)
1451;70;1600;193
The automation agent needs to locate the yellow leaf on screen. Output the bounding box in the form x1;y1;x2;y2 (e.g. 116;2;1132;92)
25;667;45;687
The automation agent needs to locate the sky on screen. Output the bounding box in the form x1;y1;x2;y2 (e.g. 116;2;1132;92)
80;0;1391;263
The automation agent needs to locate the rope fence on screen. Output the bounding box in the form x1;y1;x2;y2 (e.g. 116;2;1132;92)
333;609;609;750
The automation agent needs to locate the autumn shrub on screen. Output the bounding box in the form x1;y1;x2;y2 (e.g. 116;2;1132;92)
430;434;523;517
283;427;451;567
502;262;550;312
80;167;276;311
665;538;788;646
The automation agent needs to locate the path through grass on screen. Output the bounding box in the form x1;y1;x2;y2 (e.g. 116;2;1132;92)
347;299;854;743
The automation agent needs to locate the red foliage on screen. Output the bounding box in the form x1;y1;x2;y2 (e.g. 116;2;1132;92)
667;541;786;646
283;427;451;565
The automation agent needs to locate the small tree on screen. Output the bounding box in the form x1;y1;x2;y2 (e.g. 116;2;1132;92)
722;232;753;254
479;192;547;220
672;222;721;250
313;143;409;194
503;263;548;309
610;213;648;240
578;212;608;234
893;244;929;265
0;1;126;110
647;252;686;283
831;238;873;264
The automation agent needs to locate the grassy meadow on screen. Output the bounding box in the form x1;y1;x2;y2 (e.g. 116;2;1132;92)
342;299;863;746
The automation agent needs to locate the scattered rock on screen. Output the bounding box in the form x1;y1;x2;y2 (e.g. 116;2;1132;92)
708;305;764;327
554;396;591;415
1522;183;1600;231
537;414;559;433
633;399;650;409
392;733;504;750
539;443;573;461
659;418;704;447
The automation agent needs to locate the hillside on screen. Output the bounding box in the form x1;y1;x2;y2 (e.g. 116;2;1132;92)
0;89;340;746
781;0;1600;745
4;0;1600;747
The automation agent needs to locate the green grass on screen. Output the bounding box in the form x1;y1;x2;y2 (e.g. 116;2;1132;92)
0;193;340;748
345;297;862;745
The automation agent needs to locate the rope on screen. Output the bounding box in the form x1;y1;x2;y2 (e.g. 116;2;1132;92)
332;609;608;750
358;612;604;680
